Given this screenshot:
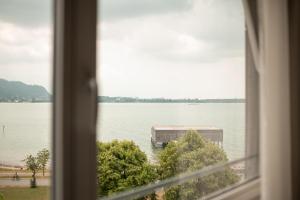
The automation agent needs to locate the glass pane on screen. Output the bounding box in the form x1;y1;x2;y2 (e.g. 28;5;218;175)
0;0;52;199
97;0;250;199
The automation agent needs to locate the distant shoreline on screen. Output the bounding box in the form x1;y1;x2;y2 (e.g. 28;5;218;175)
0;101;245;104
0;79;245;103
0;97;245;104
97;101;245;104
98;97;245;103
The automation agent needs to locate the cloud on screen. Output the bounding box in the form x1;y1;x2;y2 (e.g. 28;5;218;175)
0;0;193;25
0;22;51;64
97;0;245;98
99;0;244;64
0;0;51;27
0;21;52;90
98;41;245;98
0;0;245;98
99;0;194;21
182;0;245;55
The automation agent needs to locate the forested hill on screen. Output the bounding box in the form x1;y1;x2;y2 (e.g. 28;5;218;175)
98;96;245;103
0;79;50;102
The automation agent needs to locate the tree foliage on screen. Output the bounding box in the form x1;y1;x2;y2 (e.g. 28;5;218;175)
23;154;40;188
96;140;158;199
23;148;50;188
158;130;240;200
37;148;50;176
96;132;240;199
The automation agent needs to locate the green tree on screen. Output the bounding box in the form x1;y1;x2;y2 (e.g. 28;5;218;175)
158;130;240;200
0;192;4;200
23;154;40;188
96;140;158;199
37;148;50;176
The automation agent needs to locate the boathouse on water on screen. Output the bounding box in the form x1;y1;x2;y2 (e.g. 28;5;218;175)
151;126;223;148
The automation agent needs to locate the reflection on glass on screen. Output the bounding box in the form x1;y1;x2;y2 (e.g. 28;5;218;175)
0;0;52;199
97;0;246;199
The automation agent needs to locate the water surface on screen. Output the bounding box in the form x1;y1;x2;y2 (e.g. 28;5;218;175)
0;103;245;165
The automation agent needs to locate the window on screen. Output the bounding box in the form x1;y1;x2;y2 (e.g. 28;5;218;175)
96;0;259;200
0;0;262;200
59;0;300;198
3;0;299;199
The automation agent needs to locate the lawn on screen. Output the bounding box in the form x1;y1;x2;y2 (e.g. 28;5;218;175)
0;187;49;200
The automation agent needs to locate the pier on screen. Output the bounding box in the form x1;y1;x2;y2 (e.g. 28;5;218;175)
151;126;223;148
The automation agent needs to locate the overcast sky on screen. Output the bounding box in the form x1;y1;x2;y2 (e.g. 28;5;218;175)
0;0;245;99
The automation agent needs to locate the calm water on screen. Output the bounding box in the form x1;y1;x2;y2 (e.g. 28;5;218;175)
0;103;245;165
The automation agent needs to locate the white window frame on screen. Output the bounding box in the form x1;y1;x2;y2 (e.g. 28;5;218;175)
259;0;292;199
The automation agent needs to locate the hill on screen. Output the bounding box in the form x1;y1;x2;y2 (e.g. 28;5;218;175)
0;79;50;102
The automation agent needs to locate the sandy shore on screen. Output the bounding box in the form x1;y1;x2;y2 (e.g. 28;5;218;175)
0;178;50;188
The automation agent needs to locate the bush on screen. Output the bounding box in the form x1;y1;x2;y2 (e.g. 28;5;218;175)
158;130;240;200
96;140;158;199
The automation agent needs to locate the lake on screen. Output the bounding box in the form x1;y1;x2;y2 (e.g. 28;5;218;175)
0;103;245;165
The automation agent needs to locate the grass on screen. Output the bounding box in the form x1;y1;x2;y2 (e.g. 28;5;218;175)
0;187;49;200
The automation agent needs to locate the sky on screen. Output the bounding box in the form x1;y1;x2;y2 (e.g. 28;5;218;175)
0;0;245;99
